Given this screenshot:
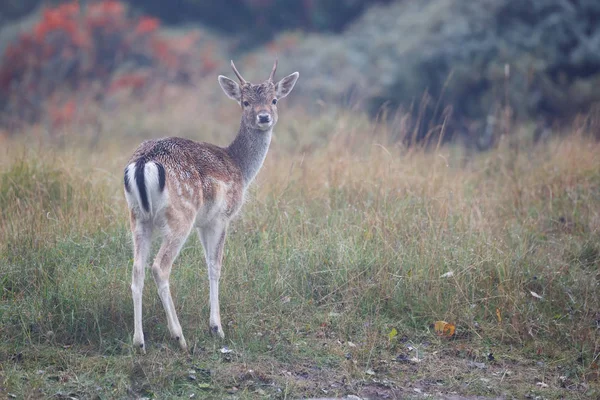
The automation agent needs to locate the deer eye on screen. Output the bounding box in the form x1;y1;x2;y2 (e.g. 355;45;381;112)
272;98;277;105
243;101;250;107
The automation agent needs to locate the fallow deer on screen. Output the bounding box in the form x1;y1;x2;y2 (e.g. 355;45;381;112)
124;60;299;353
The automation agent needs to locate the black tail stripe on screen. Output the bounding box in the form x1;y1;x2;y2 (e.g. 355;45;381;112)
124;166;131;192
156;162;166;192
134;159;149;212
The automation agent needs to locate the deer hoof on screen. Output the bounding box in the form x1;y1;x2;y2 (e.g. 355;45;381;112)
210;325;225;339
134;342;146;354
173;335;188;351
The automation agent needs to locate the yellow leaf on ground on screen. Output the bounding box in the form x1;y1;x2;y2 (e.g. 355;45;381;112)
388;328;398;341
434;321;455;337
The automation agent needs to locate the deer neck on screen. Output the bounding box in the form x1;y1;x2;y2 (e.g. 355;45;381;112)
227;122;272;189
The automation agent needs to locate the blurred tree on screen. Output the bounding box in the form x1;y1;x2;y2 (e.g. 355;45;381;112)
248;0;600;145
127;0;392;46
1;0;392;47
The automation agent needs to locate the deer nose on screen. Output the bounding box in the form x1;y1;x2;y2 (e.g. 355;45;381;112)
257;113;271;124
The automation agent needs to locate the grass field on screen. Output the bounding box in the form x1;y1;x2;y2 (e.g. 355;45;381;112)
1;98;599;399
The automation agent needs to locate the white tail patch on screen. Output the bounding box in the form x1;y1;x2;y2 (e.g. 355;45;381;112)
124;161;168;220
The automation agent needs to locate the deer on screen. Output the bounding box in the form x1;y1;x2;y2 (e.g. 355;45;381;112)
123;60;299;353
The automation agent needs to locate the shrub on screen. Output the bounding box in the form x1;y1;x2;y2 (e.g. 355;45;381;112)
0;0;217;130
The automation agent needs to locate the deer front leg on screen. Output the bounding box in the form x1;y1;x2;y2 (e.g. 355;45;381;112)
199;221;228;338
130;219;152;354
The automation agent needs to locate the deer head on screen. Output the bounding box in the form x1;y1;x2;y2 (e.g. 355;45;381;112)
218;60;299;131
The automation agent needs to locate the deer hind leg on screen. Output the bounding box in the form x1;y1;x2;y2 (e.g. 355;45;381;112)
198;220;228;338
151;221;193;351
130;216;153;354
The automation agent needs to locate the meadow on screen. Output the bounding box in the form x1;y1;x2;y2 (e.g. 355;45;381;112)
1;91;599;399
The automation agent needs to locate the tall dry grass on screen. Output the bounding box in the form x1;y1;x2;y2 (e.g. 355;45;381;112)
0;95;599;397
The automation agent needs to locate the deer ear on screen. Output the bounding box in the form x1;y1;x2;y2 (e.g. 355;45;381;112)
218;75;241;102
275;72;299;99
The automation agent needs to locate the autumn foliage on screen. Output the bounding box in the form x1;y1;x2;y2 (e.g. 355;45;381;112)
0;0;217;130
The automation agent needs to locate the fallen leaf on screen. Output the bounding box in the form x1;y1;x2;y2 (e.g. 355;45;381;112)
536;382;549;388
365;368;376;375
388;328;398;341
434;321;455;337
530;291;543;300
440;271;454;278
496;308;502;323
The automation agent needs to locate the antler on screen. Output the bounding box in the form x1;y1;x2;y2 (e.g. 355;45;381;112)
268;58;278;82
230;60;247;85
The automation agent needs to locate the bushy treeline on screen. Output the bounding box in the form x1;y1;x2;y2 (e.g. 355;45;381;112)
249;0;600;144
2;0;600;145
1;0;391;44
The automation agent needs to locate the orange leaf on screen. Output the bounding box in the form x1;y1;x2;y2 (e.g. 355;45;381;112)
434;321;455;337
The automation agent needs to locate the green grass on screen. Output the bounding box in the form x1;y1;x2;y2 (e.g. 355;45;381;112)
1;110;599;398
